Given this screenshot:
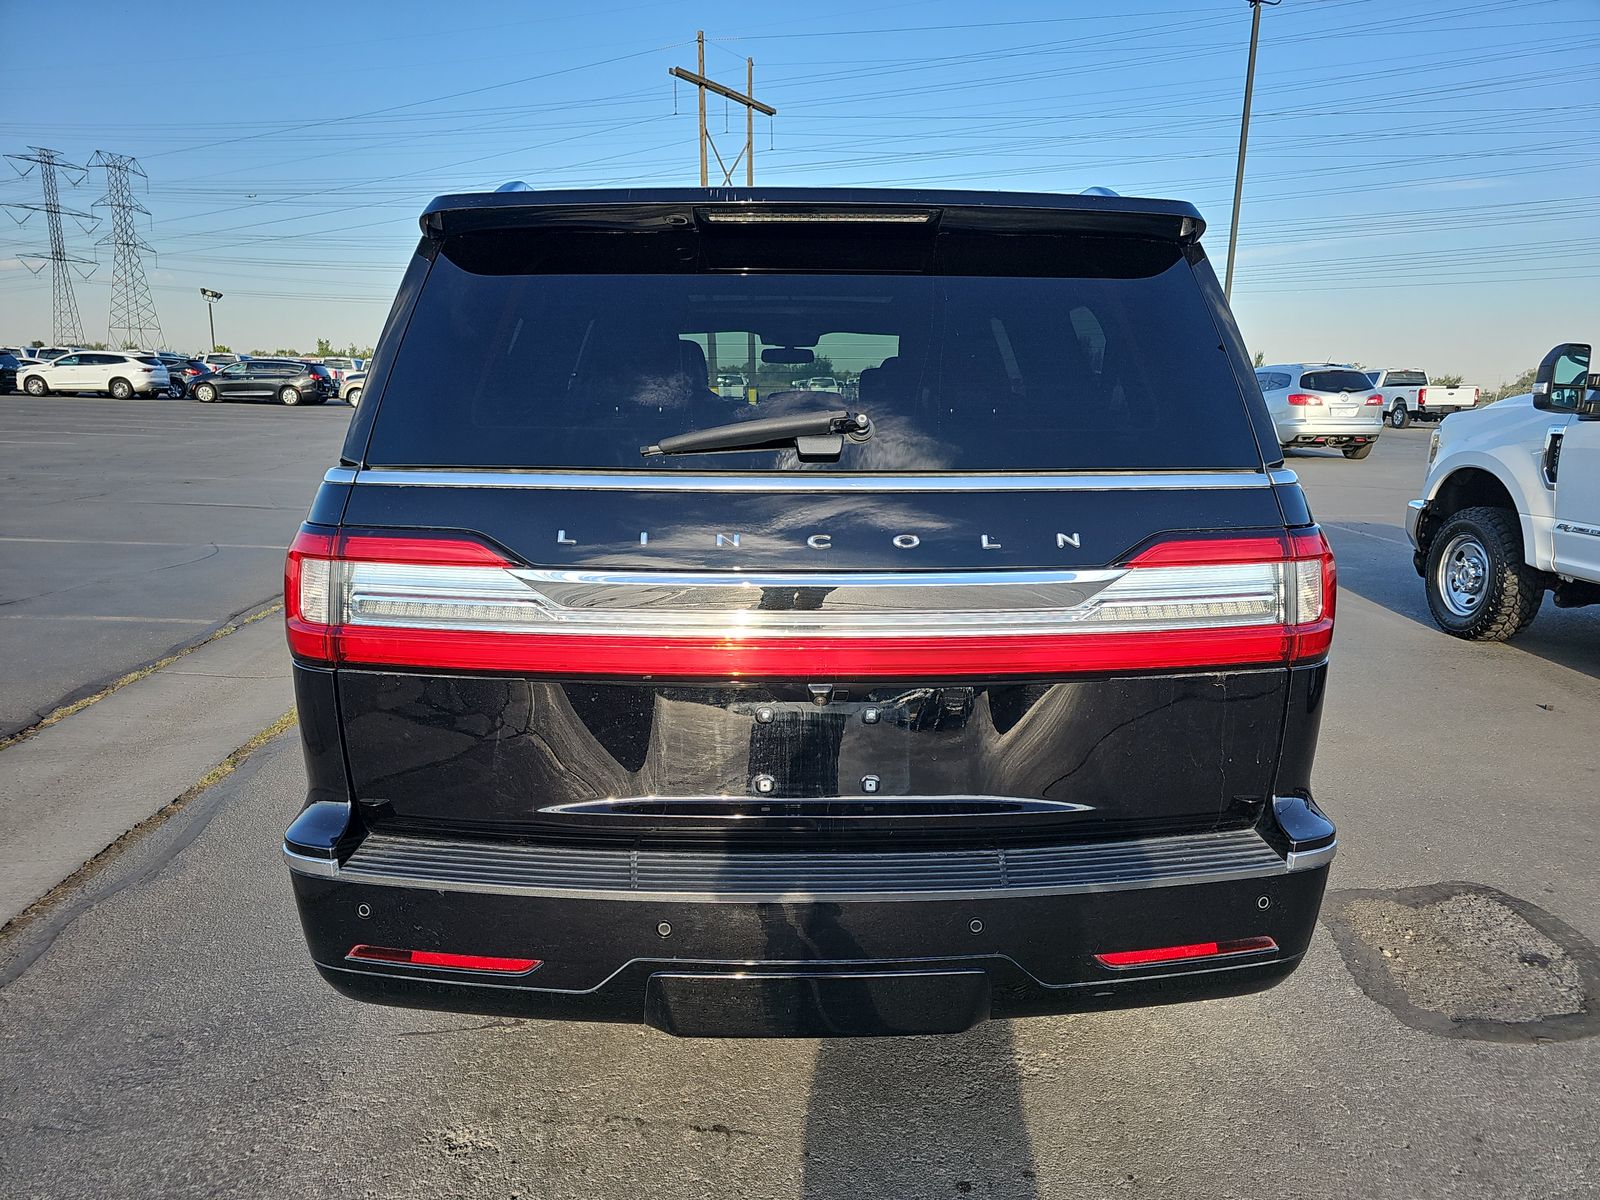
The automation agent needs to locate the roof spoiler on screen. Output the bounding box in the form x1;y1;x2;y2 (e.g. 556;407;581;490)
420;187;1205;243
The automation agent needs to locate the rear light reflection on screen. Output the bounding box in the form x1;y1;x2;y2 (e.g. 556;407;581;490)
346;945;542;974
1095;936;1278;969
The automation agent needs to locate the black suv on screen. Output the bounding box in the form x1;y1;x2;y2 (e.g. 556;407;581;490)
192;358;334;405
282;188;1337;1038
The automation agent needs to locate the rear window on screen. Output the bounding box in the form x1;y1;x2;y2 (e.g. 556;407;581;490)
1382;369;1426;388
363;229;1263;472
1299;369;1374;394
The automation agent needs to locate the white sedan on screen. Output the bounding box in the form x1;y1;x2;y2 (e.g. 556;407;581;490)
18;351;171;399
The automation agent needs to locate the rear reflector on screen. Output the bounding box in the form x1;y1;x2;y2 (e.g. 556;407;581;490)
286;526;1335;677
1094;936;1278;968
346;944;541;974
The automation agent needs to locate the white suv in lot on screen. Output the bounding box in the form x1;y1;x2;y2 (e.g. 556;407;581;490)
1407;342;1600;639
17;351;171;399
1255;363;1384;460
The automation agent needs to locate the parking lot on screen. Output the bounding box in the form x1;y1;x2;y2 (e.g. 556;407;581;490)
2;404;1599;1199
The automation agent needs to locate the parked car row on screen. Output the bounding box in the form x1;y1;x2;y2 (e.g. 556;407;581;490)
2;345;358;405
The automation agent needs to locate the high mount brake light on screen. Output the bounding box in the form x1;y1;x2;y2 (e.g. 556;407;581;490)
285;527;1336;677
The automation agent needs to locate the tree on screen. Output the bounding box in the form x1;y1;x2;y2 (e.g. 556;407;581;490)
29;339;43;348
315;337;335;358
1432;373;1464;388
1252;350;1265;367
1484;367;1536;405
213;344;231;353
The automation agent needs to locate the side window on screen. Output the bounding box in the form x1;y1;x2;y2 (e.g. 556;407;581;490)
219;363;247;378
54;354;81;367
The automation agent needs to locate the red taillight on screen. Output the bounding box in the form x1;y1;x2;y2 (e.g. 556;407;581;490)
1417;387;1428;406
284;525;1337;677
1094;936;1278;968
1286;392;1321;406
346;945;541;974
1365;393;1383;406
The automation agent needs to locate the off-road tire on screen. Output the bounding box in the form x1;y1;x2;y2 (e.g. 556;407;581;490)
1424;506;1543;641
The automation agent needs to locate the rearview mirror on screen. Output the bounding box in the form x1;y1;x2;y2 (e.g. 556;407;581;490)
762;347;814;365
1533;342;1590;412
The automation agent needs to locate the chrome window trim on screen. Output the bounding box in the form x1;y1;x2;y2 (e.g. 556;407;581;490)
333;467;1273;493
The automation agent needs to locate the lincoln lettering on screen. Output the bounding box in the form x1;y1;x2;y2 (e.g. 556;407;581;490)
553;530;1083;550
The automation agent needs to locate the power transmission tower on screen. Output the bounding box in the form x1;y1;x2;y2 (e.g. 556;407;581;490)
670;32;776;187
91;151;163;348
3;147;98;344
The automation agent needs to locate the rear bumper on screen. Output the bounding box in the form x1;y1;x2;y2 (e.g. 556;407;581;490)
1278;419;1382;444
284;800;1335;1036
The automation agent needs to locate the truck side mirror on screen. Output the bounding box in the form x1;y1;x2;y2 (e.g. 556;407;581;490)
1533;342;1590;412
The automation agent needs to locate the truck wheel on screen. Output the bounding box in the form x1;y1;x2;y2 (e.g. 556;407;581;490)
1425;506;1542;641
1342;443;1373;460
1389;403;1409;429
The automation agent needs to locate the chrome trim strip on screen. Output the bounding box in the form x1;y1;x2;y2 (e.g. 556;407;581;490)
341;468;1273;493
282;845;339;878
1285;841;1337;872
323;466;357;485
1268;467;1299;486
286;828;1297;903
539;794;1094;818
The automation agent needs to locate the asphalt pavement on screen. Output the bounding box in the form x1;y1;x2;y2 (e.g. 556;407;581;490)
2;423;1599;1199
0;393;351;737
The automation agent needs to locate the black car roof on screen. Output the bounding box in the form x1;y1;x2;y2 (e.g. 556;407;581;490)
419;186;1206;242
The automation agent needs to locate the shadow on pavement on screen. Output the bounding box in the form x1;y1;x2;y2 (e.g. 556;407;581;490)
1325;520;1600;681
802;1020;1039;1199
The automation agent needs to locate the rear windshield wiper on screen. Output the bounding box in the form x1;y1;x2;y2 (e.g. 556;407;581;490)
641;410;872;461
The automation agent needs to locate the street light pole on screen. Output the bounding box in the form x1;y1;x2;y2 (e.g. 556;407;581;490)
199;288;222;352
1224;0;1277;301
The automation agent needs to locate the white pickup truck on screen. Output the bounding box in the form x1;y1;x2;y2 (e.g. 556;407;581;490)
1406;342;1600;640
1369;368;1480;429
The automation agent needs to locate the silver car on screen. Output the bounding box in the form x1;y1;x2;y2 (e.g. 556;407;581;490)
1255;363;1384;460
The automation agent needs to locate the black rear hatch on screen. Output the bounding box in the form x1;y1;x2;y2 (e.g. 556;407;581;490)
305;192;1320;851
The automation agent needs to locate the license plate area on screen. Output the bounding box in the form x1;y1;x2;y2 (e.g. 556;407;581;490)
644;968;992;1037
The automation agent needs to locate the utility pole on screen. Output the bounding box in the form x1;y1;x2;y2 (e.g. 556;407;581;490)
669;35;777;398
669;33;777;188
200;289;223;353
1224;0;1278;301
4;147;98;345
92;151;163;349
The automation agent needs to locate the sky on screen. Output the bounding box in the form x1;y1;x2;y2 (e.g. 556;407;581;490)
2;0;1597;385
